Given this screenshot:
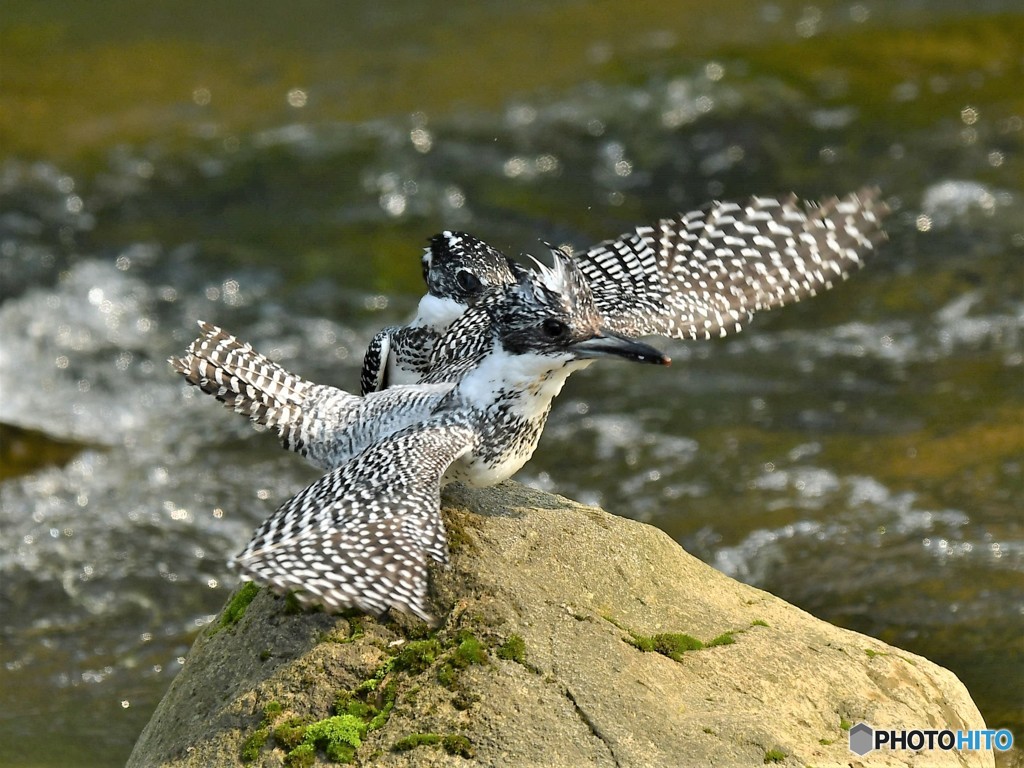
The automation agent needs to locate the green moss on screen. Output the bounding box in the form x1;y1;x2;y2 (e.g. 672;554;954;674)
259;626;494;764
405;619;440;640
319;620;364;644
393;639;442;674
601;614;628;631
751;619;770;628
280;715;364;764
242;647;408;766
628;633;656;652
307;716;361;743
437;662;458;688
240;725;270;763
284;742;315;768
332;672;397;742
273;717;312;751
355;657;395;695
436;632;488;689
344;615;365;642
819;738;835;745
839;717;852;731
367;700;394;731
627;630;706;659
652;633;705;661
240;700;290;762
625;622;749;660
336;696;375;721
497;634;526;664
218;582;261;630
864;649;887;658
707;632;736;648
442;733;474;758
248;704;366;765
374;681;399;729
764;748;786;763
326;743;358;763
393;732;441;751
451;633;488;667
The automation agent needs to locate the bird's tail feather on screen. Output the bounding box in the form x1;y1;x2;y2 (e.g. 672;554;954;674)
170;321;312;431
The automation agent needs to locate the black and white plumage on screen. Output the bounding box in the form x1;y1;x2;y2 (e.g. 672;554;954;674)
232;417;478;620
360;232;514;395
359;187;888;391
172;323;452;472
176;187;886;621
177;253;669;621
574;187;888;340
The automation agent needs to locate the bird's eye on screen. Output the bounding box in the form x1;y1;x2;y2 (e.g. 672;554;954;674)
541;318;569;339
456;270;483;293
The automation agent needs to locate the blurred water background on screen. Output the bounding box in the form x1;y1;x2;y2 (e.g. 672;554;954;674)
0;1;1021;765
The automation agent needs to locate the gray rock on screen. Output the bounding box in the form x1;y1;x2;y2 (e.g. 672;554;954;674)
128;483;994;767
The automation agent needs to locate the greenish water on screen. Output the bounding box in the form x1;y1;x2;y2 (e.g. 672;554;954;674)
1;2;1021;765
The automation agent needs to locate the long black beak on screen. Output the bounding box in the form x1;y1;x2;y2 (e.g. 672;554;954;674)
571;329;671;366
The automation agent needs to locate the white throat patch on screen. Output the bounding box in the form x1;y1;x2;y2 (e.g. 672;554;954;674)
413;293;466;329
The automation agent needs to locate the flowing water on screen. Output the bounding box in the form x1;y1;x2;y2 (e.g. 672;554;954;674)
1;1;1021;764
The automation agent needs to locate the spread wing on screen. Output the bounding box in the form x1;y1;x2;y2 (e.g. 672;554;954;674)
576;187;889;340
230;414;480;622
173;321;452;471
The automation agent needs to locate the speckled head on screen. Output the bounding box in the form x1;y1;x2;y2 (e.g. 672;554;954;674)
421;231;516;306
488;247;671;367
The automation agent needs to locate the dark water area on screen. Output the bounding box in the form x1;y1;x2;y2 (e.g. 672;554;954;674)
1;1;1022;765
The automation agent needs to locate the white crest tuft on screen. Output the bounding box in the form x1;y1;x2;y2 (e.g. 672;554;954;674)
527;252;571;296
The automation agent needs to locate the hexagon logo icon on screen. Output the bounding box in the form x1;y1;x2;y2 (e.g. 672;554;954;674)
849;722;874;756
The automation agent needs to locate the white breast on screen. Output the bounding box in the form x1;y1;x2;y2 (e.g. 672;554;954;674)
446;351;593;486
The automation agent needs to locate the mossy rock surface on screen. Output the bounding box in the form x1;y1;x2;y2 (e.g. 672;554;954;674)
128;482;992;767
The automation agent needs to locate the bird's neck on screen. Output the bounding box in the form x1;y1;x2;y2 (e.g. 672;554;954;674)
455;344;591;414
